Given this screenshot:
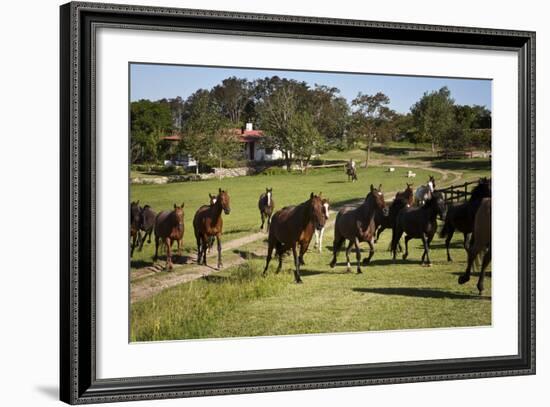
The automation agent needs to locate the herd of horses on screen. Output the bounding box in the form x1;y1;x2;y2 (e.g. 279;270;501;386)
130;176;492;294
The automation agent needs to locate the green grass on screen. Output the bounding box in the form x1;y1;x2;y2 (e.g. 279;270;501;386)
131;226;491;341
130;153;492;342
130;165;446;267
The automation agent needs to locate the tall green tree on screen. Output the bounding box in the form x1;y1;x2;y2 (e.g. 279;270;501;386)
180;90;235;173
130;99;172;163
309;85;349;149
290;111;324;172
411;86;455;152
349;92;396;169
211;77;253;125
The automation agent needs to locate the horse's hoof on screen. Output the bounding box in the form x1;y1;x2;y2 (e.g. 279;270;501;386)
426;263;432;267
458;275;470;285
361;258;370;266
356;269;362;274
402;254;408;260
477;283;484;294
218;264;223;270
295;279;303;284
329;260;336;268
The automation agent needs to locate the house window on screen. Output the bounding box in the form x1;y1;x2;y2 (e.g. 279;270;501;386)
265;148;273;155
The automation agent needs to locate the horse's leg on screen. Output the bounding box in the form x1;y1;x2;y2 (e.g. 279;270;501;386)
153;234;159;261
477;245;491;294
403;235;412;260
267;214;272;230
202;236;208;266
313;229;319;250
138;230;145;252
291;244;303;283
263;239;275;276
362;239;375;266
276;242;284;274
195;235;202;264
445;227;455;262
375;225;385;244
354;237;363;273
459;246;478;285
421;234;432;266
165;237;172;271
344;240;353;272
176;237;182;258
260;211;265;230
330;234;345;268
216;234;223;269
319;227;324;253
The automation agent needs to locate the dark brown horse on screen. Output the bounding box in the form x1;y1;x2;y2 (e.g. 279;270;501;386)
153;203;185;270
263;193;327;283
137;204;156;251
130;201;141;257
440;178;491;261
258;187;274;230
193;188;231;269
391;191;446;266
458;197;491;294
329;185;386;273
374;183;413;243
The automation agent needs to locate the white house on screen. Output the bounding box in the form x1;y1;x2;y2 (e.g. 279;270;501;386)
239;123;284;162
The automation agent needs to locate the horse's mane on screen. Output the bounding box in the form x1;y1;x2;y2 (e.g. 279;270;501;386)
470;181;491;203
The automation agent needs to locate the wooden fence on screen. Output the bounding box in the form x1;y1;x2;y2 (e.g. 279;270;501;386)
438;179;490;204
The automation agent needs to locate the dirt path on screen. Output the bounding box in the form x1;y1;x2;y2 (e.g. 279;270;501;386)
131;161;466;303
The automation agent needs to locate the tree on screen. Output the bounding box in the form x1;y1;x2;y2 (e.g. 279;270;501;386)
309;85;349;149
130;99;172;163
208;129;242;178
349;92;396;169
411;86;455;152
179;90;233;173
211;77;253;125
256;81;302;171
289;111;324;172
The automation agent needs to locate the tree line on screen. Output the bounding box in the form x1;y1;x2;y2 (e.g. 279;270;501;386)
131;76;491;169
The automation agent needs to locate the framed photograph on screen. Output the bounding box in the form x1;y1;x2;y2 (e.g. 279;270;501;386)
60;1;535;404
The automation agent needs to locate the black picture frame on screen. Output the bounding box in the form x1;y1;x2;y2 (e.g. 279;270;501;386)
60;2;536;404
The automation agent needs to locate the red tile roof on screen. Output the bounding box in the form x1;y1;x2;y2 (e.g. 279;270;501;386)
162;129;264;143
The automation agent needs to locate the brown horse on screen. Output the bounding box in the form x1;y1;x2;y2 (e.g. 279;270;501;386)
458;197;491;294
440;178;491;261
153;203;185;271
374;183;413;243
193;188;231;269
396;182;414;206
258;187;274;230
329;185;386;273
130;201;141;257
391;191;446;266
263;193;327;283
137;204;156;251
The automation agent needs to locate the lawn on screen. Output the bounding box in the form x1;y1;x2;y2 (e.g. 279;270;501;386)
130;160;492;341
131;219;491;341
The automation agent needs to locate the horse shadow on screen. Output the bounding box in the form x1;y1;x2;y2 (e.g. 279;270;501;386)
450;271;492;278
366;258;410;266
327;180;347;184
130;259;154;268
233;249;265;261
225;227;252;235
352;287;491;300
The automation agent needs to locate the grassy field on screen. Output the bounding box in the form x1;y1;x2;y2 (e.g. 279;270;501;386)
130;157;492;342
131;222;492;341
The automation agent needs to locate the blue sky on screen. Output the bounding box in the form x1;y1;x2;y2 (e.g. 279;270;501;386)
130;63;491;114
